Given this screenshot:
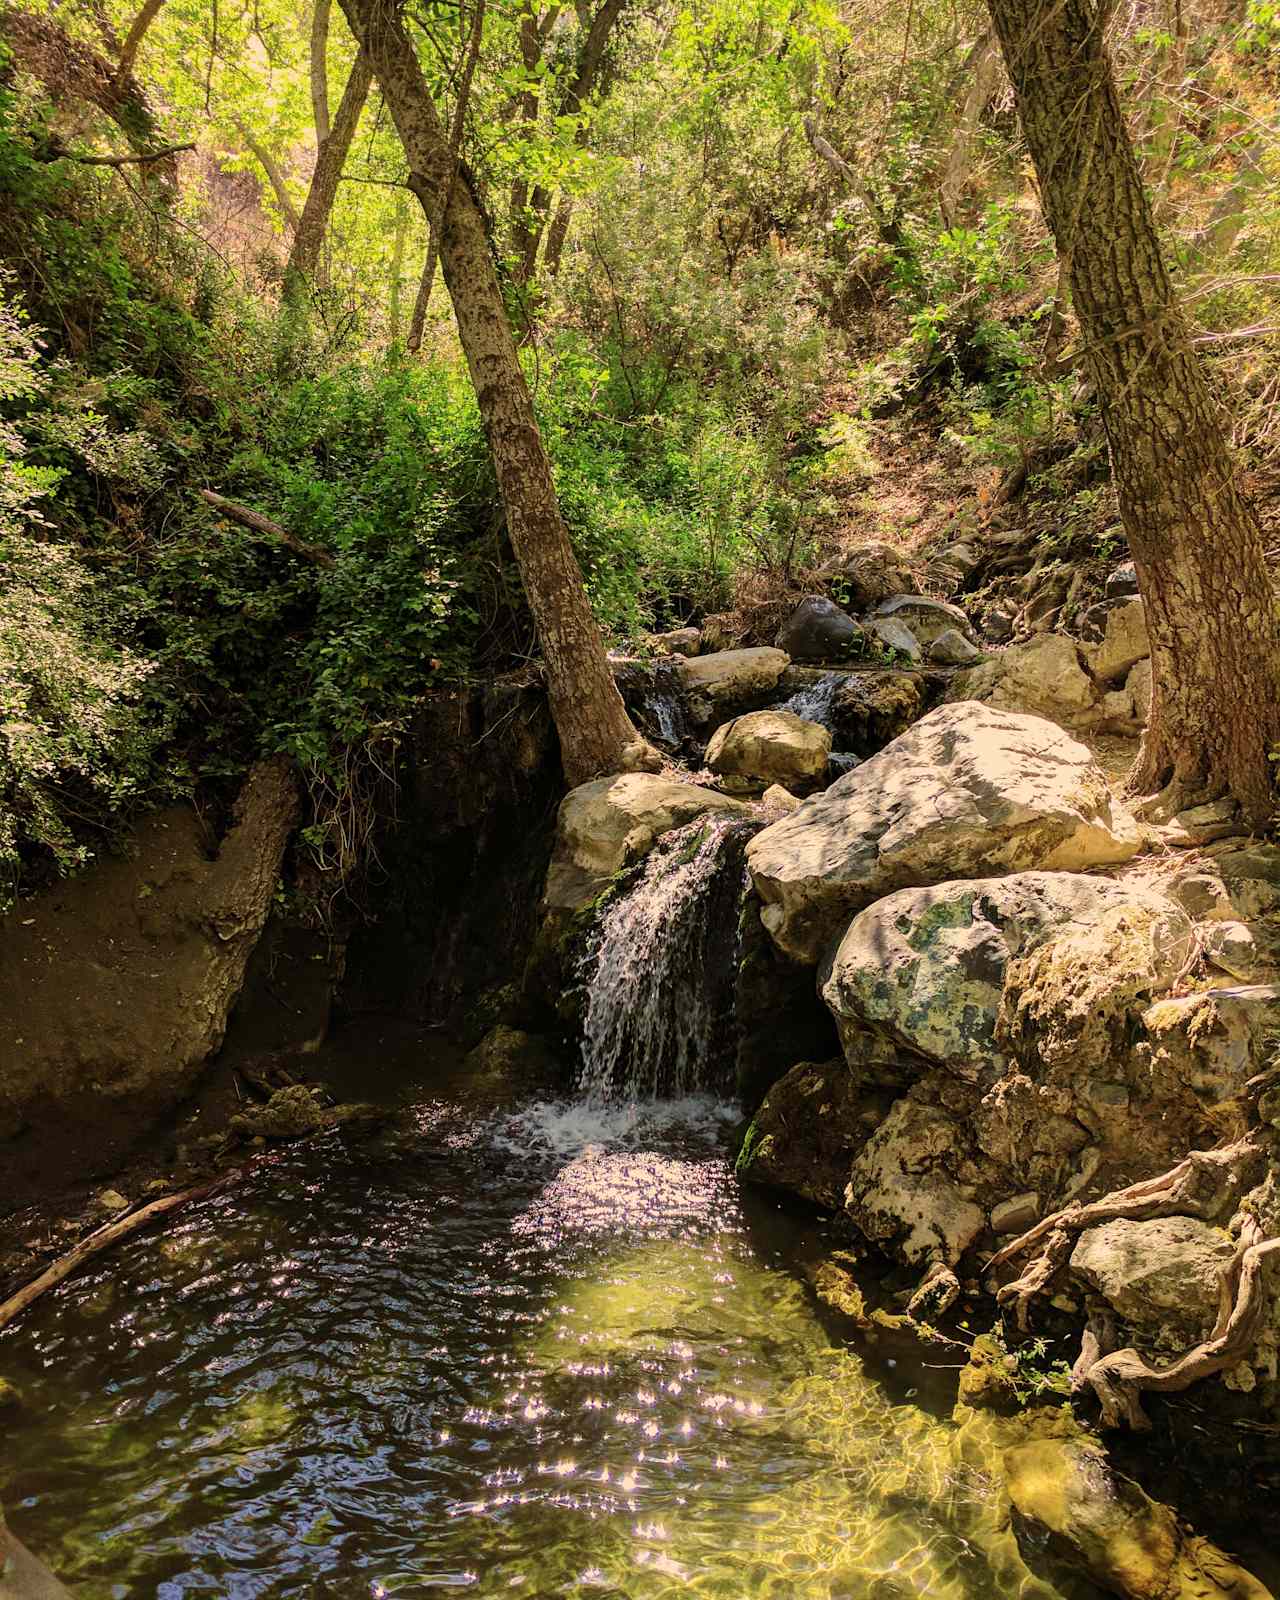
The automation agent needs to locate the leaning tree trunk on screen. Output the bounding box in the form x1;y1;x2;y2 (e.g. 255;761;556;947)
985;0;1280;824
284;45;374;295
338;0;648;786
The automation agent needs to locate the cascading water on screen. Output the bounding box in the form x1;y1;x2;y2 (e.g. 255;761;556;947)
776;670;845;727
578;814;757;1100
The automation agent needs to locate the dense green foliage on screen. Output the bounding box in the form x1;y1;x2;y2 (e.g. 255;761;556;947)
3;0;1279;901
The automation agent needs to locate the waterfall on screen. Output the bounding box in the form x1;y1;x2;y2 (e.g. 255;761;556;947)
578;815;756;1100
776;671;844;728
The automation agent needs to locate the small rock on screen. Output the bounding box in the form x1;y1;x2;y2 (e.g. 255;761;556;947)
648;627;700;657
143;1178;171;1196
1100;688;1136;729
1156;796;1242;849
982;605;1015;643
1105;559;1139;599
97;1189;129;1213
775;595;863;662
1258;1083;1280;1128
865;616;923;663
1201;919;1264;981
465;1025;561;1081
1090;598;1149;684
232;1083;327;1140
991;1193;1039;1235
927;628;981;667
761;783;802;814
0;1376;24;1410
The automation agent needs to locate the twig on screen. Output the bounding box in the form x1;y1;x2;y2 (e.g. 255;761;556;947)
0;1172;243;1333
199;489;336;568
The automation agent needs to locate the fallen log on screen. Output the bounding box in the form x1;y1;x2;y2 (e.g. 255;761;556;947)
198;489;336;568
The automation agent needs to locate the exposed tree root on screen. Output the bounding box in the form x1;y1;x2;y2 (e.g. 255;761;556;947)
985;1131;1279;1429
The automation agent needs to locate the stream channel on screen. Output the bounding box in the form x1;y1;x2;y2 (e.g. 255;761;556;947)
2;1030;1107;1600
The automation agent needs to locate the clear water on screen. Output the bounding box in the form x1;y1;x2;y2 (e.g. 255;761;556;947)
0;1085;1091;1600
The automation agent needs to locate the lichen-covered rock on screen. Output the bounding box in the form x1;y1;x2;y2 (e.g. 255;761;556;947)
706;709;831;789
774;595;862;661
819;539;916;608
871;593;975;646
464;1025;562;1084
542;774;750;913
950;633;1104;731
230;1083;327;1140
1070;1216;1237;1343
822;872;1190;1080
676;647;789;721
845;1097;986;1264
746;703;1141;964
1091;598;1149;684
829;671;923;755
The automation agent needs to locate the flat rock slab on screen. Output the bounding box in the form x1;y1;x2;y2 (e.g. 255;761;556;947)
542;773;750;912
1070;1215;1237;1341
746;701;1142;964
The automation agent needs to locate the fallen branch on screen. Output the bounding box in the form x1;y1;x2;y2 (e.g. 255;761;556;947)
44;140;194;167
199;489;335;568
0;1171;242;1333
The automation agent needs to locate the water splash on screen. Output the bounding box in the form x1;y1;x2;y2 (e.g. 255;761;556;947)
776;671;845;728
578;815;756;1100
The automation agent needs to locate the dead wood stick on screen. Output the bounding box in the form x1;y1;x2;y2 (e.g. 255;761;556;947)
199;489;336;568
0;1170;243;1332
50;140;195;166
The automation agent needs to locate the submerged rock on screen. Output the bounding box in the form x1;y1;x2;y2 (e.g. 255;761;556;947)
1003;1437;1272;1600
746;702;1141;964
542;773;750;914
706;709;831;790
775;595;863;661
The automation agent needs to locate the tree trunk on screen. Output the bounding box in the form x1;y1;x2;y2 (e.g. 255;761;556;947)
388;195;409;343
237;119;301;232
338;0;648;786
114;0;167;82
938;32;1001;229
984;0;1280;823
543;193;574;277
311;0;332;147
284;45;374;294
406;250;434;350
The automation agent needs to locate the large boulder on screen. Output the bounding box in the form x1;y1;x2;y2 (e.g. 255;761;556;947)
775;595;862;662
951;633;1104;731
746;702;1142;964
0;759;299;1177
736;1059;888;1208
676;646;790;722
1091;598;1149;684
822;872;1191;1081
1070;1216;1237;1344
819;539;915;608
706;709;831;790
871;593;975;646
542;773;750;913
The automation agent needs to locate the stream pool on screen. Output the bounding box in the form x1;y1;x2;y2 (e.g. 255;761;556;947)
1;1069;1098;1600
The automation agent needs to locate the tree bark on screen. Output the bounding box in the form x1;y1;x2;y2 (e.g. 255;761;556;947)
236;118;301;232
938;32;1001;229
338;0;648;785
543;192;574;277
311;0;332;147
284;45;374;294
388;195;409;342
984;0;1280;823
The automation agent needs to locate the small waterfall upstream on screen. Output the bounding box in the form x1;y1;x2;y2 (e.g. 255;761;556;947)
578;815;757;1100
776;670;844;727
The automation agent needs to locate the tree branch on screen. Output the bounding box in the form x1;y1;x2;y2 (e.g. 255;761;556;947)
199;489;336;567
44;140;193;167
